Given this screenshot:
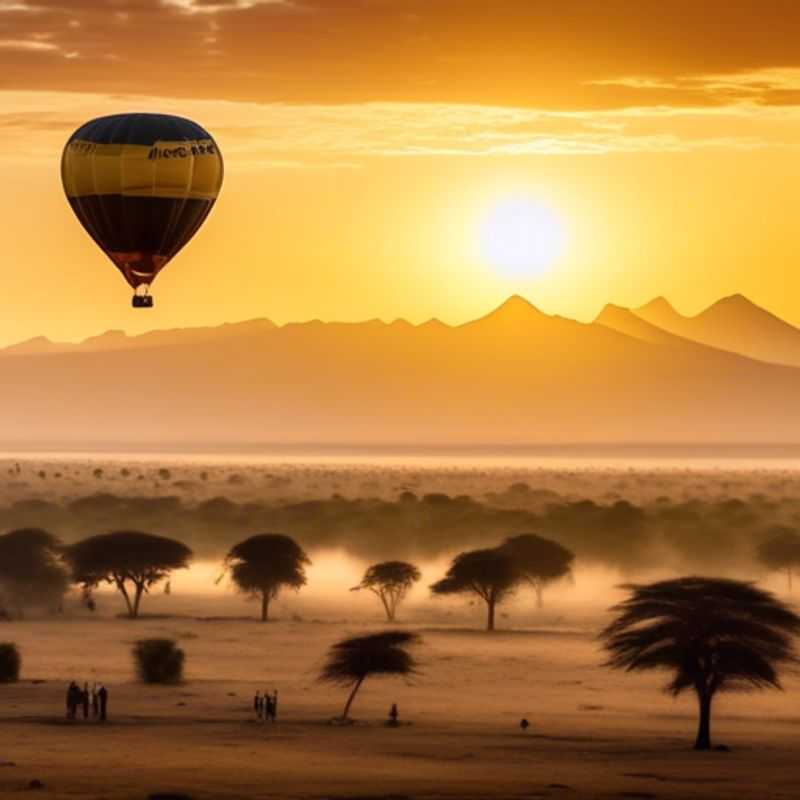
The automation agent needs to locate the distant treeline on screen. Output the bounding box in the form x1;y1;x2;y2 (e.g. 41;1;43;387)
1;487;796;572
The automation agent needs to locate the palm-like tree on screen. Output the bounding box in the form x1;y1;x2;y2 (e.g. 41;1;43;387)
601;576;800;750
319;630;420;721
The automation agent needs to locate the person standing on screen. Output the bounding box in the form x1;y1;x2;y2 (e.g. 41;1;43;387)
66;681;78;720
270;690;278;723
91;684;99;719
389;703;398;726
97;684;108;721
254;690;262;719
82;683;90;719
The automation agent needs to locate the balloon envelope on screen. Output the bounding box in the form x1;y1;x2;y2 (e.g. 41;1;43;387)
61;113;223;292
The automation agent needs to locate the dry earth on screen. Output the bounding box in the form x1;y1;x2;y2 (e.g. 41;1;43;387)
0;602;798;800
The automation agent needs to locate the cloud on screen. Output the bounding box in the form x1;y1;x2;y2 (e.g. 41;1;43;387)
0;34;80;58
1;1;800;111
161;0;291;13
0;39;59;51
0;1;38;11
588;68;800;107
2;90;798;169
587;77;681;91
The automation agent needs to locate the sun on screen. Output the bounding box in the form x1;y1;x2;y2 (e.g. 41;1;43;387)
479;198;566;278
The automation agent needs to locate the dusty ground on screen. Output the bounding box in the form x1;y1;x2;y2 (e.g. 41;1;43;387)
1;602;798;800
1;456;799;798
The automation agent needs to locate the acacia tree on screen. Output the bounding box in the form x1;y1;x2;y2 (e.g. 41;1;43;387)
501;533;574;608
221;533;310;622
430;547;521;631
0;529;70;618
757;527;800;593
351;561;421;621
601;576;800;750
319;630;420;721
65;531;192;619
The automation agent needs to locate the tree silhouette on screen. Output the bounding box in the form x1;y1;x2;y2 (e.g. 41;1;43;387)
221;533;310;622
501;533;574;608
757;527;800;593
601;576;800;750
430;547;521;631
319;630;420;720
0;528;69;618
352;561;421;621
65;531;192;619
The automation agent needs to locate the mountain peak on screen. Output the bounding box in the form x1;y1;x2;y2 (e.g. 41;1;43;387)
706;293;758;313
83;329;127;344
596;302;687;345
636;296;677;315
485;294;547;321
458;295;548;331
498;293;538;311
1;335;68;356
595;303;628;320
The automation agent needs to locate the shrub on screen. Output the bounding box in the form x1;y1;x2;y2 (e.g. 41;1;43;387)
133;639;184;684
0;643;20;682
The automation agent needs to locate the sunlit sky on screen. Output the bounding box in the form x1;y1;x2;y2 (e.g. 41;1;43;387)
3;0;800;345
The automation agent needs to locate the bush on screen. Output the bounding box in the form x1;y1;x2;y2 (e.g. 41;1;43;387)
133;639;184;684
0;643;20;682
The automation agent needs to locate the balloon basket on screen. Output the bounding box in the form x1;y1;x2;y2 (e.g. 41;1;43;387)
132;295;154;308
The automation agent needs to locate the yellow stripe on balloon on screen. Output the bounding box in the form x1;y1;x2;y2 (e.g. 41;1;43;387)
62;140;223;200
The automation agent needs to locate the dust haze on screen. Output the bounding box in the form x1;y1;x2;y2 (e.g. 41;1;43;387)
1;454;799;799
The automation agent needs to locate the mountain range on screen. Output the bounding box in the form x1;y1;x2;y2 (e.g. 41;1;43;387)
2;294;800;448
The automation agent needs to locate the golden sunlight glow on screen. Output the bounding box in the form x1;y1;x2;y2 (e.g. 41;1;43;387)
479;198;567;278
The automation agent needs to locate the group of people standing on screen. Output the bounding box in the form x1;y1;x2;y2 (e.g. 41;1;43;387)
66;681;108;721
253;690;278;722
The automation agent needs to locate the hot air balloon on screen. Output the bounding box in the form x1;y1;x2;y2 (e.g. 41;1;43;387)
61;113;224;307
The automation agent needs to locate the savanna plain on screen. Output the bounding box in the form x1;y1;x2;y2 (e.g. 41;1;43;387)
1;456;798;800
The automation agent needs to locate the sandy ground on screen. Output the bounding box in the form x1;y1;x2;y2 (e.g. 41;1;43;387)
1;456;799;798
1;598;798;800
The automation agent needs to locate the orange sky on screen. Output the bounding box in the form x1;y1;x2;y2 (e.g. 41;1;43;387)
2;0;800;345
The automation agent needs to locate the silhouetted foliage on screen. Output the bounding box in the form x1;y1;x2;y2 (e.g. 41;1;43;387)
222;534;309;621
8;482;800;575
423;493;451;505
133;638;184;684
0;643;20;682
430;547;522;630
0;528;69;618
319;630;420;720
500;533;574;608
758;526;800;593
65;531;192;618
601;576;800;750
352;561;421;621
